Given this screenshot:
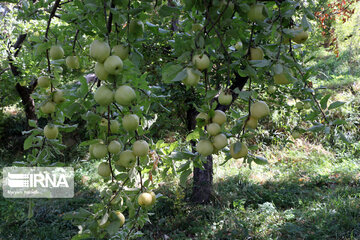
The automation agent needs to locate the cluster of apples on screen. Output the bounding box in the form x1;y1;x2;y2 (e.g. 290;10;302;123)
38;45;72;140
182;52;211;86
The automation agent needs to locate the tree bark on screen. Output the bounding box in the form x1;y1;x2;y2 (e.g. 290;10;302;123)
189;72;248;204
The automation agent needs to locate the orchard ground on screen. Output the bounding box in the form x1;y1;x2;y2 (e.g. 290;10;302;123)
0;44;359;238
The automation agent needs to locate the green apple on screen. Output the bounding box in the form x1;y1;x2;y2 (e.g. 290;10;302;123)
196;139;214;156
218;90;232;105
108;140;122;154
235;41;243;50
53;90;65;104
89;144;95;157
293;28;309;44
212;110;226;125
129;20;144;37
94;85;114;106
90;40;110;63
100;118;108;127
104;55;123;75
192;54;210;71
248;4;267;22
150;191;156;205
110;120;120;133
245;116;258;129
132;140;149;157
112;44;129;60
250;101;270;119
207;123;221;136
49;45;64;60
65;56;80;69
292;131;301;139
183;68;200;86
250;47;264;60
44;124;58;139
93;143;108;159
296;102;304;110
138;192;153;207
95;62;109;81
122;114;139;131
230;142;248;159
304;102;311;109
268;85;276;94
196;112;209;124
212;133;227;150
192;23;203;32
40;101;56;114
114;85;136;106
116;150;136;168
274;73;290;84
38;76;51;88
115;211;125;227
98;162;111;177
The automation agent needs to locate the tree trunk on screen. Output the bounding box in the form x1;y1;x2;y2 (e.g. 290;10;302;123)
191;155;213;203
15;83;37;122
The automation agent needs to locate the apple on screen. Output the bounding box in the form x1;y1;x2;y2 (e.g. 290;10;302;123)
292;131;301;139
293;28;309;44
110;194;123;205
65;56;80;69
115;85;136;106
100;118;108;127
93;143;108;159
212;133;227;150
138;192;153;207
95;62;109;81
94;85;114;106
40;101;56;114
274;73;290;84
98;219;110;229
110;120;120;133
268;85;276;94
150;191;156;205
49;45;64;60
129;20;144;37
248;4;267;22
38;76;51;88
296;102;304;110
53;90;65;104
304;102;311;109
235;41;243;50
230;142;248;159
104;55;123;75
132;140;149;157
98;162;111;177
183;68;200;86
196;112;209;124
89;144;95;157
245;116;258;129
90;40;110;63
108;140;122;154
212;110;226;125
116;150;136;168
112;44;129;60
196;139;214;156
192;23;203;32
192;54;210;71
115;211;125;227
207;123;221;136
44;124;58;139
250;101;270;119
218;90;232;105
250;47;264;60
122;114;139;131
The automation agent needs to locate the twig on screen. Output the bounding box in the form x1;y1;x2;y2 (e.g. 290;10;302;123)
72;29;79;54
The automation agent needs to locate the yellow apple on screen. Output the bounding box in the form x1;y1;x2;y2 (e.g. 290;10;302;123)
115;85;136;106
44;124;58;139
293;29;309;44
112;44;129;60
104;55;123;75
65;56;80;69
245;116;258;129
206;123;221;136
192;23;203;32
274;73;290;84
218;90;232;105
138;192;153;207
94;85;114;106
90;40;110;63
250;47;264;60
53;90;65;104
248;4;267;22
196;112;209;124
192;54;210;71
93;143;108;159
98;162;111;177
49;45;64;60
132;140;149;157
212;133;227;150
183;68;200;86
250;101;270;119
110;120;120;133
116;150;136;168
212;110;226;125
115;211;125;227
122;114;139;131
108;140;122;154
94;62;109;81
40;101;56;114
38;76;51;88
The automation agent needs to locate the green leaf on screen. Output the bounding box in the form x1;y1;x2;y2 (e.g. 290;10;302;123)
307;124;325;132
180;169;192;187
339;132;351;145
253;156;268;165
328;101;345;110
28;119;37;128
186;129;200;141
24;135;34;150
161;63;183;83
159;5;180;17
250;60;271;68
320;94;331;109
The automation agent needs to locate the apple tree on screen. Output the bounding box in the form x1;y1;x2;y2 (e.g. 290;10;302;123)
1;0;352;238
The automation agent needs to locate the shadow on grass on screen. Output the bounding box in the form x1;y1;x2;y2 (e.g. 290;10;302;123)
143;171;360;240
